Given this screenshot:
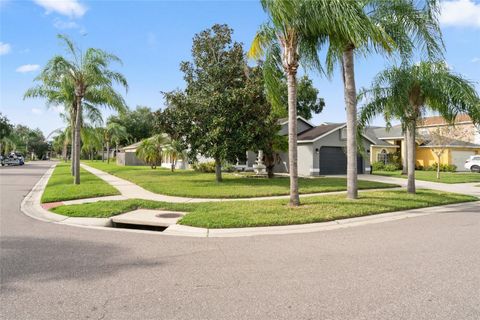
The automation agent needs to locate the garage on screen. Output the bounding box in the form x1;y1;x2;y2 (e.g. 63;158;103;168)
451;150;476;171
319;147;364;175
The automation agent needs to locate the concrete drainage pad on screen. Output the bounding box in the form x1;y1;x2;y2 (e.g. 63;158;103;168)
111;209;185;228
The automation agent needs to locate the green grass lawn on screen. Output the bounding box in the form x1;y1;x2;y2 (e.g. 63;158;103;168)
82;161;397;198
50;190;477;228
41;162;120;203
373;170;480;184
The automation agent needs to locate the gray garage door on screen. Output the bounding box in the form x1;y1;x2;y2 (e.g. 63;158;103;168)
319;147;364;175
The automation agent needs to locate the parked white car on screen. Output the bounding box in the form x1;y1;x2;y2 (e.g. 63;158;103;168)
464;155;480;173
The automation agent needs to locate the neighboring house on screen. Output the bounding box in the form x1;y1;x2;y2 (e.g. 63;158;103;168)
247;116;376;176
369;115;480;171
116;141;188;169
116;141;145;166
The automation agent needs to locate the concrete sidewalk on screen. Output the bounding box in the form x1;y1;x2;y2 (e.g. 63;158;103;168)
80;163;401;203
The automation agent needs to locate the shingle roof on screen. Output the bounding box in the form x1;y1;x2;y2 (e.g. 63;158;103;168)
372;126;404;139
297;123;344;141
120;141;142;151
364;127;393;146
418;114;472;127
421;138;480;148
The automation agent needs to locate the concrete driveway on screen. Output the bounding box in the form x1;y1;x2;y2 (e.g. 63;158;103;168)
355;174;480;197
1;162;479;319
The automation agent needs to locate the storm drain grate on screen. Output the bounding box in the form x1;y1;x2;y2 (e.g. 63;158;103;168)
111;222;167;232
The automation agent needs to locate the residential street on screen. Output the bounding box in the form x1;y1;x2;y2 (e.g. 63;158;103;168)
1;162;480;320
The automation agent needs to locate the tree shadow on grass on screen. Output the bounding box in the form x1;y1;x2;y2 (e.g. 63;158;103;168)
0;236;162;293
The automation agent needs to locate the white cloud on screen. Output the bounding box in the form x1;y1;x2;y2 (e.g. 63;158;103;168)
472;57;480;63
32;108;43;115
16;64;40;73
53;18;79;29
440;0;480;28
33;0;87;18
0;42;11;55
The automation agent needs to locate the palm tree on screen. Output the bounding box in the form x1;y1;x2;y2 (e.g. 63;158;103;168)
103;122;128;163
26;35;127;184
325;0;443;199
358;61;480;193
163;139;186;172
249;0;384;206
0;136;15;156
136;134;169;169
81;126;103;161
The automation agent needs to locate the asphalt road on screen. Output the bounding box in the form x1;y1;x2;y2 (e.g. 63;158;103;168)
1;161;479;320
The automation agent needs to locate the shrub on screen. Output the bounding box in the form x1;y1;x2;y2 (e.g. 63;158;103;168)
193;161;216;173
425;163;457;172
383;163;399;171
192;161;235;173
372;161;385;171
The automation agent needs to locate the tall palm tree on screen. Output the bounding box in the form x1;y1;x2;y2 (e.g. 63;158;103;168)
325;0;443;199
249;0;386;206
26;35;128;184
358;61;480;193
103;122;128;164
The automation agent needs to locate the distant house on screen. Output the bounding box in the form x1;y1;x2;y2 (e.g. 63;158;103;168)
116;140;188;169
116;141;145;166
247;116;376;176
369;115;480;171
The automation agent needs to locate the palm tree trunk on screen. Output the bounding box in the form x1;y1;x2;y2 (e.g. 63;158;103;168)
62;140;68;162
286;70;300;206
214;157;222;183
70;110;76;176
101;143;105;162
74;100;82;185
402;130;408;175
342;47;358;200
106;141;110;164
406;123;416;194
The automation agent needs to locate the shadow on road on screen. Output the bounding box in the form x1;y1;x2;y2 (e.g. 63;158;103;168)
1;235;162;292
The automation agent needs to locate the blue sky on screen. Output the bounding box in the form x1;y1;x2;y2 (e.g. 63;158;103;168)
1;0;479;137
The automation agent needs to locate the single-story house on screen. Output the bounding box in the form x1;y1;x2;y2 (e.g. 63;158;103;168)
247;116;377;176
369;115;480;171
116;140;188;169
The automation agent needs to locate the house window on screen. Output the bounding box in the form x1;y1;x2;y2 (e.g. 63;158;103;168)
377;149;388;164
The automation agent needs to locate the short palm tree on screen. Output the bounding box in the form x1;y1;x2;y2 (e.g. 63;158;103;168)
358;61;480;193
136;135;169;169
81;126;103;161
249;0;386;206
163;139;186;172
325;0;443;199
26;35;128;184
103;122;128;163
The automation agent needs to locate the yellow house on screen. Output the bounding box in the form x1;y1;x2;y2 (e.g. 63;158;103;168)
368;115;480;171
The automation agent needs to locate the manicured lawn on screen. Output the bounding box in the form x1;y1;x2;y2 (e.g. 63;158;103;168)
41;162;120;203
51;190;477;228
374;170;480;184
82;161;397;198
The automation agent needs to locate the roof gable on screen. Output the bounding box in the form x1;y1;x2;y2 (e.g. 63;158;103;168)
297;123;345;142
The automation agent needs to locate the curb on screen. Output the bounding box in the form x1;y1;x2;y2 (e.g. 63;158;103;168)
20;163;480;238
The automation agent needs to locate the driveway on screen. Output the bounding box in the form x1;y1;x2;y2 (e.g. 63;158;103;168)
1;162;479;320
355;174;480;197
